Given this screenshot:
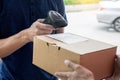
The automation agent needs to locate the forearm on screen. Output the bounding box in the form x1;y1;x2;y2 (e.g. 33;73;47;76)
0;20;55;58
0;30;29;58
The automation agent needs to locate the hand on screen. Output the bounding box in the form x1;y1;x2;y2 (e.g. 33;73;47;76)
55;60;94;80
104;55;120;80
22;19;55;42
55;28;64;33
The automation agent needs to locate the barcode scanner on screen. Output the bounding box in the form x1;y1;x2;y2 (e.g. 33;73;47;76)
43;10;68;28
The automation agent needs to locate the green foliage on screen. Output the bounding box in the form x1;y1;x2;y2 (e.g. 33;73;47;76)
64;0;99;5
64;0;75;5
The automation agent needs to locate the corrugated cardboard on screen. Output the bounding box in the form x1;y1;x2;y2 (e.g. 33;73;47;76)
33;33;117;80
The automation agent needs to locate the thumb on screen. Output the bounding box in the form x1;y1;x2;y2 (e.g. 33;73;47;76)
64;60;81;70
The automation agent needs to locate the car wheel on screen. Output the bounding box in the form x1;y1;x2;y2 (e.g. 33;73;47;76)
113;17;120;32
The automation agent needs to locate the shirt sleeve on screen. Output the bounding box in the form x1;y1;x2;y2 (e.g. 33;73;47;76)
56;0;67;20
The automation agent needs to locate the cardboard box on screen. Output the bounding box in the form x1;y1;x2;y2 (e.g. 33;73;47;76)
33;33;117;80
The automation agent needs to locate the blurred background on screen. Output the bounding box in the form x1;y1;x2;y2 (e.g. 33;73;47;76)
63;0;120;55
64;0;99;5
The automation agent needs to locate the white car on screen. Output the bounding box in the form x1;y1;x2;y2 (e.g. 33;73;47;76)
96;0;120;32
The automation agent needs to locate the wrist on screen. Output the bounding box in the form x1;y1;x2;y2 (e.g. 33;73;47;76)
18;29;31;43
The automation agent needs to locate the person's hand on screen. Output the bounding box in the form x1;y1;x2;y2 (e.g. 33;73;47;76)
55;28;64;33
55;60;94;80
104;55;120;80
22;19;55;42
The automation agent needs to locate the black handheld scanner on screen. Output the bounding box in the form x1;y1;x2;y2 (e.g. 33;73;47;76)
43;10;68;28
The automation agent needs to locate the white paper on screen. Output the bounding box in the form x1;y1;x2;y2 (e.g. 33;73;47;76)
47;33;88;44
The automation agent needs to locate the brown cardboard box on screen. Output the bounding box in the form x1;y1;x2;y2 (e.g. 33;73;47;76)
33;33;117;80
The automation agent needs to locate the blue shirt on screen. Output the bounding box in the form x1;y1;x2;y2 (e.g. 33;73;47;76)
0;0;66;80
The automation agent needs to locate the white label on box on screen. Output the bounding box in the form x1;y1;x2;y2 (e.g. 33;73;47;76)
47;33;88;44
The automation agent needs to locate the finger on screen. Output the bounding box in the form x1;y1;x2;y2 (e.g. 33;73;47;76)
37;22;55;30
38;27;53;32
55;72;71;78
37;29;53;35
55;28;64;33
35;21;55;30
116;55;120;61
64;60;81;70
37;19;45;23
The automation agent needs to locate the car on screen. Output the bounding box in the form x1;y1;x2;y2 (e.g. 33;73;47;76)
96;0;120;32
